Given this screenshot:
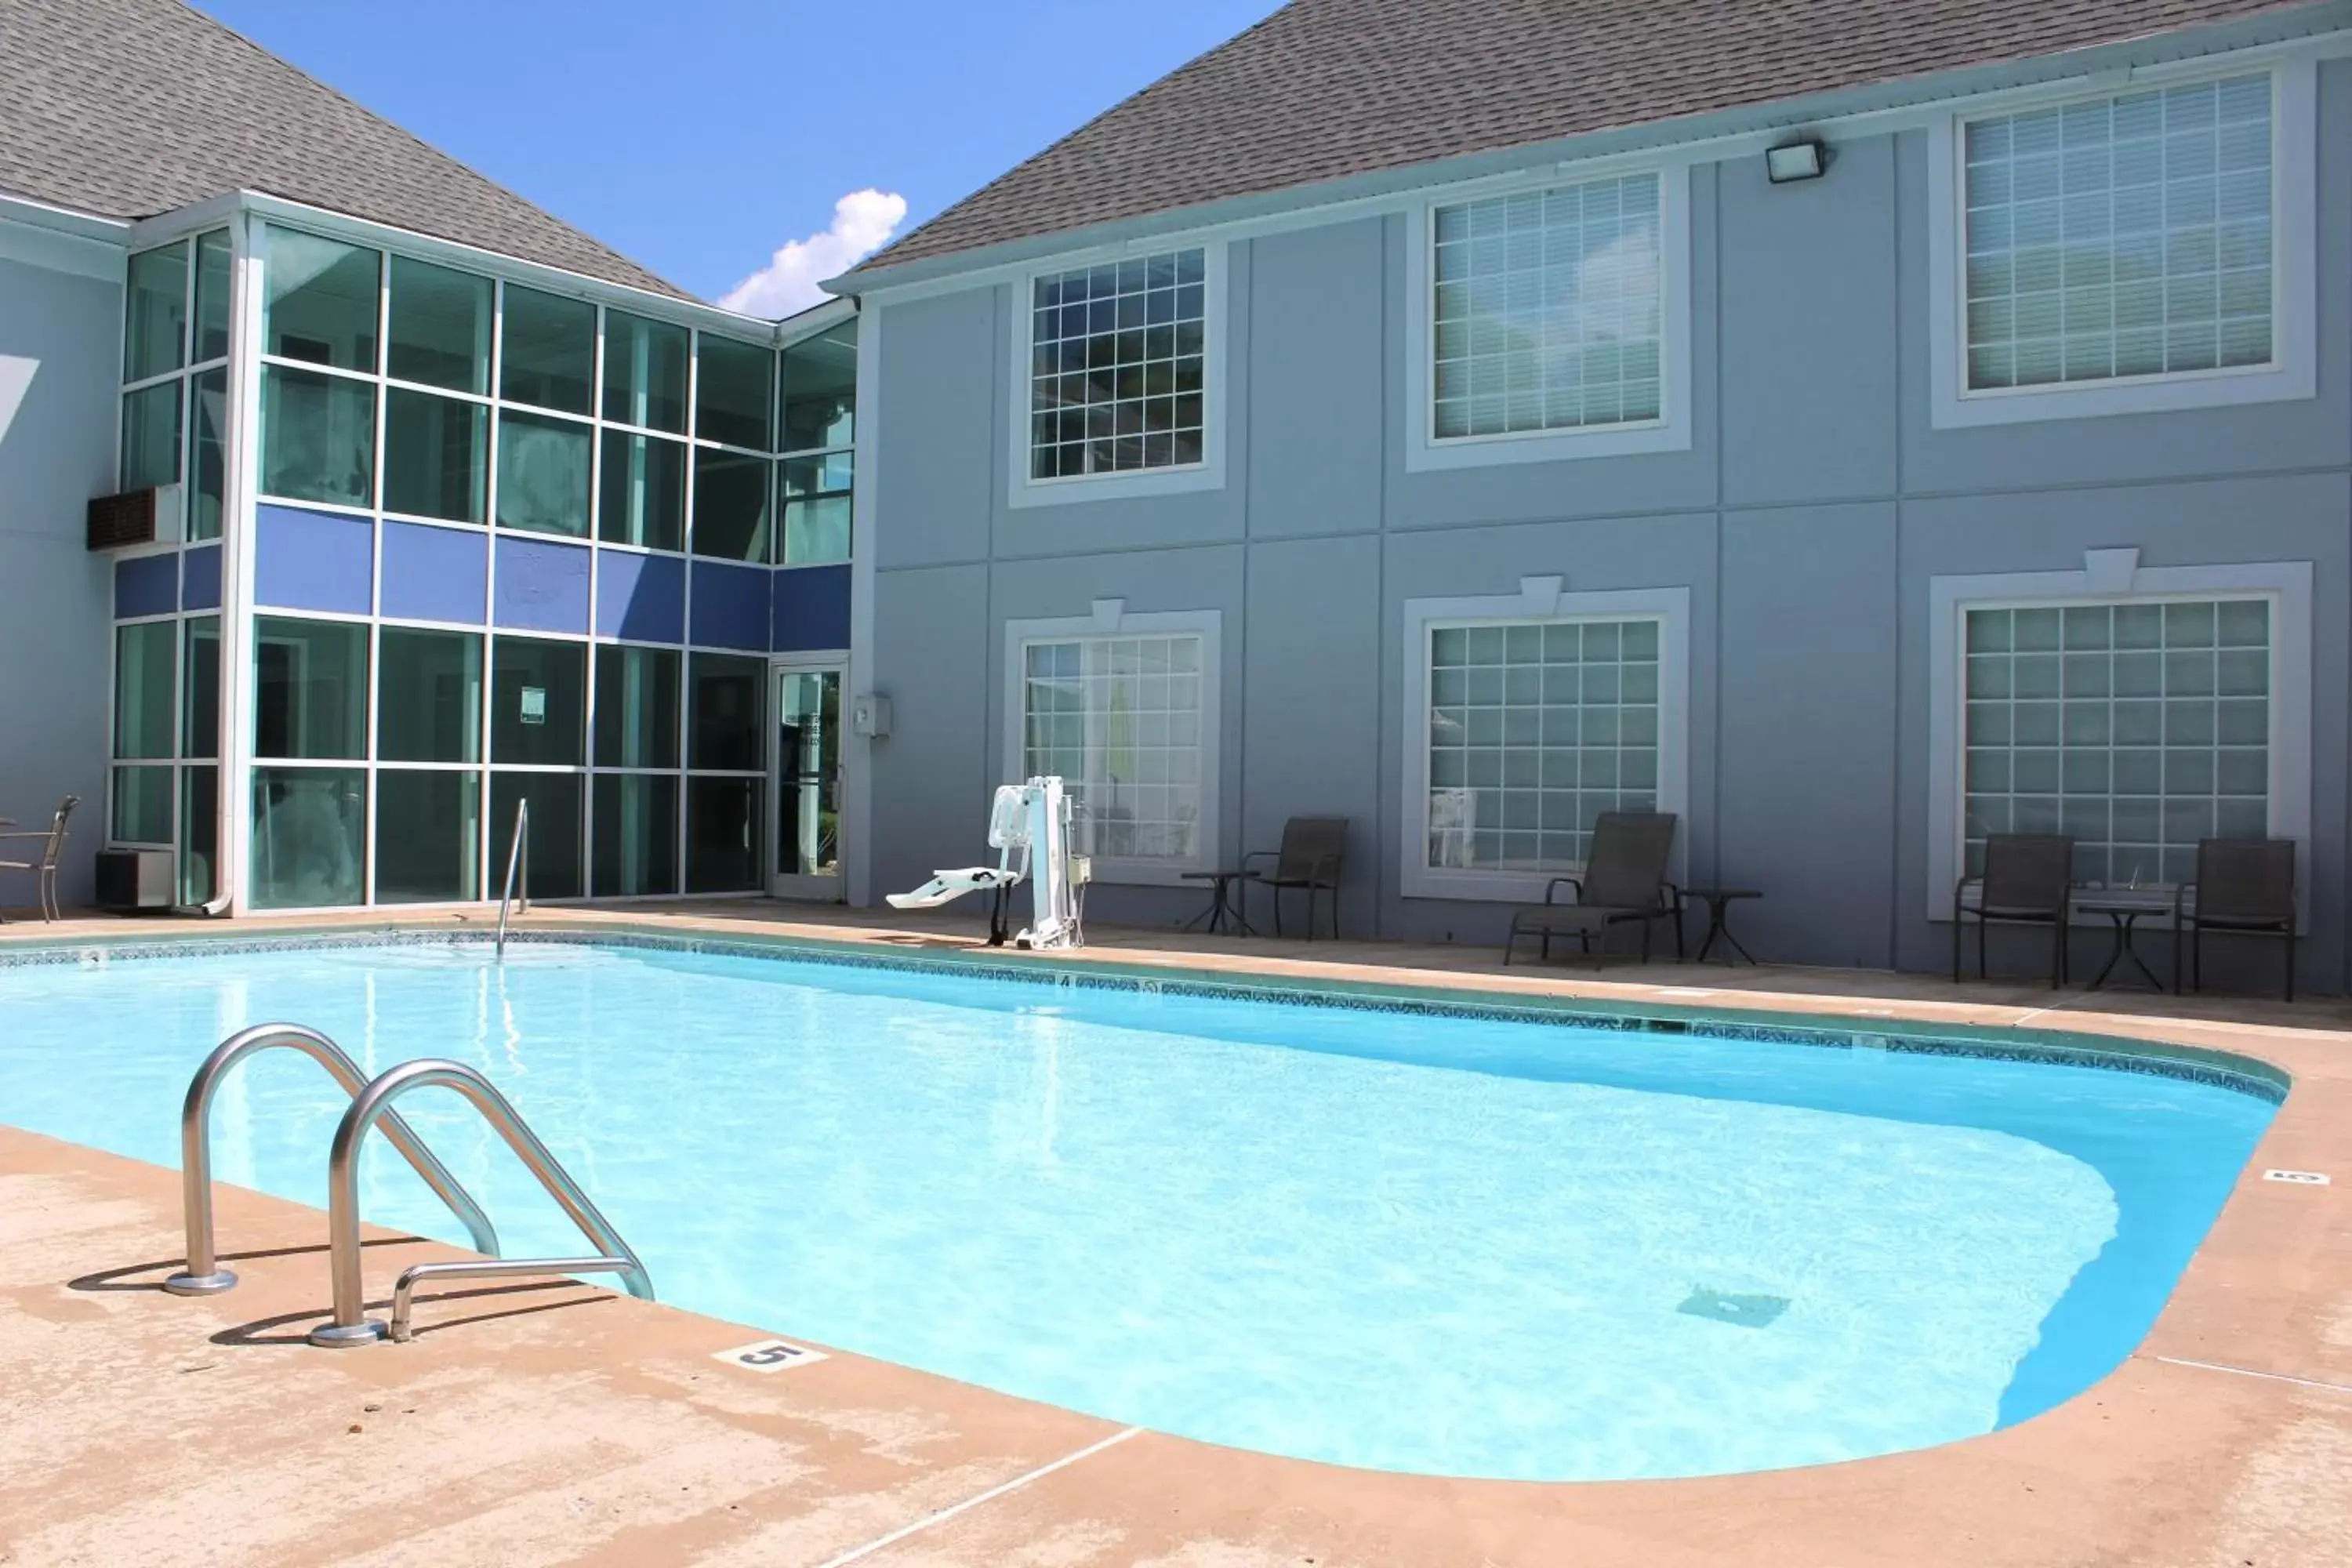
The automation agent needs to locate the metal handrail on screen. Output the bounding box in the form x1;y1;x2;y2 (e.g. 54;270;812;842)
495;797;528;960
163;1025;501;1296
310;1057;652;1347
388;1255;640;1342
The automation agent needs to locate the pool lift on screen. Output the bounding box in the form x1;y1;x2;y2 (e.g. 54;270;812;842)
887;776;1088;949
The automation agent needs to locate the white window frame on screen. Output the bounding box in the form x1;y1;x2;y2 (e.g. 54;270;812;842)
1006;242;1229;510
1926;550;2312;921
1400;576;1690;902
1926;59;2318;430
1403;162;1693;472
1003;600;1221;884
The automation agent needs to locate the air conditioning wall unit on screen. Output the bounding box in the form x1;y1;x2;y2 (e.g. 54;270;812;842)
86;482;183;551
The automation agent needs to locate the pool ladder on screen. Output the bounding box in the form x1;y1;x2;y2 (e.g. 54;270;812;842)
167;1023;652;1347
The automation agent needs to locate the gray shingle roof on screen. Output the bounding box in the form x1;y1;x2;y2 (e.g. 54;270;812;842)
868;0;2341;274
0;0;686;298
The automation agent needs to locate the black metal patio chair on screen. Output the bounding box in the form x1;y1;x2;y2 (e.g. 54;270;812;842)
1503;811;1681;967
1243;815;1348;940
2175;837;2298;1001
1953;833;2074;989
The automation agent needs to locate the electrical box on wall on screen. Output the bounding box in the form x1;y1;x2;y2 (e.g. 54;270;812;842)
851;693;892;738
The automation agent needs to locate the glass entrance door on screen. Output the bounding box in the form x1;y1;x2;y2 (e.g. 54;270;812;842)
771;663;843;900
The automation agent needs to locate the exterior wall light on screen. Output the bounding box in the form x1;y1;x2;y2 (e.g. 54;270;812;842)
1765;138;1828;183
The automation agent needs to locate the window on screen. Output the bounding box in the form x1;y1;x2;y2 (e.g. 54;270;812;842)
250;614;370;909
385;389;487;523
779;319;855;564
387;256;491;394
260;365;374;507
1432;172;1664;440
604;310;688;433
1964;601;2270;887
594;646;680;768
180;617;220;905
124;241;188;382
378;629;482;764
120;379;181;493
1403;583;1687;899
500;285;595;414
187;368;228;539
1926;555;2310;918
491;637;586;765
686;654;764;892
192;230;232;365
594;644;682;898
594;774;678;897
1962;75;2272;390
691;447;768;561
254;618;368;760
1014;625;1212;873
496;410;593;536
1929;64;2315;426
112;621;176;846
263;227;378;371
599;431;687;550
1423;616;1664;877
695;336;773;451
1028;249;1205;481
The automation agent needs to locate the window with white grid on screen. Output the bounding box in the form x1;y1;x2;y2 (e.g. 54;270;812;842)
1022;635;1203;863
1962;599;2270;887
1425;619;1661;873
1430;172;1664;441
1962;74;2274;390
1029;249;1206;480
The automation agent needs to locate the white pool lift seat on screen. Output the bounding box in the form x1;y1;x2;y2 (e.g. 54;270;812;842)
887;779;1084;949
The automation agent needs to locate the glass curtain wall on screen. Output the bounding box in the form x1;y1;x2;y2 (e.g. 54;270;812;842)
241;222;807;908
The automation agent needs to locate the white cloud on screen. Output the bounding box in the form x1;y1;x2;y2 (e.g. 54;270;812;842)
719;190;909;318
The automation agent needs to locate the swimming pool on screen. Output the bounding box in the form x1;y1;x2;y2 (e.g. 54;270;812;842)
0;935;2277;1482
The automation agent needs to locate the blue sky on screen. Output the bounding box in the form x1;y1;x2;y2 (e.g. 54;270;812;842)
196;0;1285;310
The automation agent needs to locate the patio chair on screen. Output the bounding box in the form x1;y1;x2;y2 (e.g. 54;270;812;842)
2175;838;2297;1001
1243;815;1348;940
0;795;78;924
1952;833;2074;989
1503;811;1680;967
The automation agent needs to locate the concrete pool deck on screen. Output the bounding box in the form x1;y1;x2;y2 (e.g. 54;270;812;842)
1;902;2347;1566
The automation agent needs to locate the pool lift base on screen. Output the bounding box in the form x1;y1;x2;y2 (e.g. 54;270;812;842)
887;776;1087;950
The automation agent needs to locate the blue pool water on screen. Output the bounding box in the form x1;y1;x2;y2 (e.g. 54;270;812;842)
0;939;2275;1481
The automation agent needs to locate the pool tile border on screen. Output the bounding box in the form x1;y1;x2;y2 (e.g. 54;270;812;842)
0;923;2288;1104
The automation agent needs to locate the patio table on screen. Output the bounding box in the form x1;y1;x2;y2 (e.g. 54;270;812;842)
2075;891;2175;992
1679;886;1762;965
1179;869;1259;937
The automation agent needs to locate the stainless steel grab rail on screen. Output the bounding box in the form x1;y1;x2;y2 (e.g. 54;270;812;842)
164;1025;501;1295
310;1057;652;1347
495;797;528;960
388;1255;640;1342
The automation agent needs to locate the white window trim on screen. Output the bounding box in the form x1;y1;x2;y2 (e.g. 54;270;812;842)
1926;58;2318;430
1002;600;1222;885
1403;163;1693;472
1399;577;1690;902
1926;549;2313;922
1005;242;1229;510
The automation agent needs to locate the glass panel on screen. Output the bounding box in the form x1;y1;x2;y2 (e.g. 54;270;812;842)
594;645;681;768
779;319;856;452
488;772;584;898
597;430;686;550
593;774;679;897
251;767;365;908
193;230;233;364
686;776;760;892
111;764;173;844
384;389;488;522
387;256;492;394
260;365;375;506
263;227;379;371
689;653;764;770
499;285;594;413
691;447;768;561
1958;598;2270;888
376;770;481;902
379;628;483;763
603;310;688;432
125;241;189;381
490;636;586;764
780;451;851;564
495;410;592;536
114;621;176;759
1029;248;1208;477
179;764;217;905
253;616;368;759
1962;75;2272;388
1418;617;1661;873
187;367;227;539
695;335;773;449
181;616;220;759
1022;634;1205;863
777;670;840;877
120;381;181;492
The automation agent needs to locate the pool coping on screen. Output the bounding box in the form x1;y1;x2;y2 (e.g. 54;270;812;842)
0;917;2295;1103
2;906;2346;1565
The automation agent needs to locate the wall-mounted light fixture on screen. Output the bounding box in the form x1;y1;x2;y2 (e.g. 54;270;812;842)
1765;136;1828;184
